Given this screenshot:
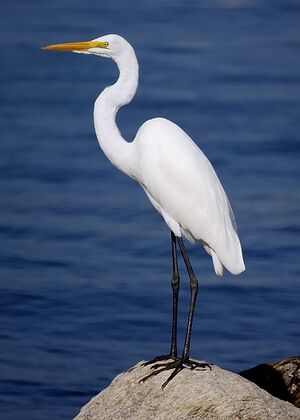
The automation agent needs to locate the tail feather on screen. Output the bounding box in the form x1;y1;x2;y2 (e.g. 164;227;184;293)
203;243;224;276
211;249;224;276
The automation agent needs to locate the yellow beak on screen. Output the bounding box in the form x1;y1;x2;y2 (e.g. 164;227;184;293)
42;40;108;52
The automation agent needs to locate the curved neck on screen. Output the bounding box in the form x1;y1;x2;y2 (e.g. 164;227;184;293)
94;46;139;178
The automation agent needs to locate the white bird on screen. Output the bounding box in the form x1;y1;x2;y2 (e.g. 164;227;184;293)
43;34;245;387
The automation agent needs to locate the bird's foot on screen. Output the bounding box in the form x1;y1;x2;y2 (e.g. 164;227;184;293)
141;354;179;368
140;357;211;388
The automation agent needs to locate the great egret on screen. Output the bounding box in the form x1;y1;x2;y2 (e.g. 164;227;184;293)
43;34;245;388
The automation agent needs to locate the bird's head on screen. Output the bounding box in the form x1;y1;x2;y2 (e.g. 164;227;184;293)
43;34;129;60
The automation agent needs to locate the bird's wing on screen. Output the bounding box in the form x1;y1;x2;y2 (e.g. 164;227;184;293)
134;118;245;275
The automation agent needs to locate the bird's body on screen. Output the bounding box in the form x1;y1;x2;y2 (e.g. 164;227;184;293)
91;35;244;276
129;117;243;275
44;34;245;387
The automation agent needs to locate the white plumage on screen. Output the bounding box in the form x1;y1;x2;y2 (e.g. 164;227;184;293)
91;34;245;276
133;117;244;275
44;32;245;388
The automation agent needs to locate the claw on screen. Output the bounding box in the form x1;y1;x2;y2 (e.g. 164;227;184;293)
162;365;183;389
140;357;211;387
151;361;174;370
142;354;178;368
139;363;175;384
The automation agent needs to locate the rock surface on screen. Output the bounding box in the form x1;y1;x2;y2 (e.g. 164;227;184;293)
240;356;300;408
74;360;300;419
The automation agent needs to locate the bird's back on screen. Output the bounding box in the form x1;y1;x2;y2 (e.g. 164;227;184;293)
133;117;245;275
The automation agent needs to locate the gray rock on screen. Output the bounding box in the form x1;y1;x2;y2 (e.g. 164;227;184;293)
240;356;300;408
74;360;300;419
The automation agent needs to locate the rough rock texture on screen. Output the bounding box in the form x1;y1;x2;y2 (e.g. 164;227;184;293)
74;360;300;419
240;356;300;408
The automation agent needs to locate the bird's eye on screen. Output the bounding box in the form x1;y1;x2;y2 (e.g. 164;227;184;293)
103;42;109;48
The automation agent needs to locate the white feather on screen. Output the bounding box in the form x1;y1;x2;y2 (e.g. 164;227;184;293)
91;34;245;276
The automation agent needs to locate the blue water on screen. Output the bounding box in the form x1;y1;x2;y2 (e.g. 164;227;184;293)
1;0;300;418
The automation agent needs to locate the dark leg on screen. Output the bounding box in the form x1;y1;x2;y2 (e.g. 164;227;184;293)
177;237;197;361
142;232;180;366
170;231;180;357
140;235;210;387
